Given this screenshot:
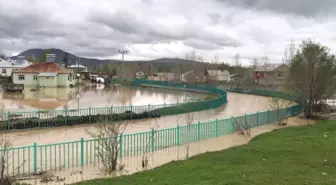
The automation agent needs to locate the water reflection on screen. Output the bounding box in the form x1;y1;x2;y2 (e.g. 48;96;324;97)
0;85;206;111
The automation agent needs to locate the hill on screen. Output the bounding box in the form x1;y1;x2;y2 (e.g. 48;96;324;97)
10;48;204;67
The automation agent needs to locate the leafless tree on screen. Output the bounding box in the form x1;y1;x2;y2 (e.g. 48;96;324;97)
0;134;12;185
234;53;241;67
232;117;251;137
282;39;296;65
85;111;128;173
269;97;292;125
184;112;194;159
141;117;160;170
251;58;260;69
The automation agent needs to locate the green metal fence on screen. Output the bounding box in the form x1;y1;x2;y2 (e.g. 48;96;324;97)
0;79;228;131
0;85;302;177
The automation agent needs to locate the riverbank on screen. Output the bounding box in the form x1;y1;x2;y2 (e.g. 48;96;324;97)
74;119;336;185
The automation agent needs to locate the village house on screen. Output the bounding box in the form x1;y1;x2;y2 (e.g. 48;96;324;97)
12;62;75;87
67;64;88;72
135;71;146;79
206;70;234;82
0;56;31;77
254;63;289;85
181;70;206;83
148;72;176;82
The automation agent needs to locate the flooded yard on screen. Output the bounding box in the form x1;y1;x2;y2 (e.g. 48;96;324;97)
2;92;293;147
0;84;206;111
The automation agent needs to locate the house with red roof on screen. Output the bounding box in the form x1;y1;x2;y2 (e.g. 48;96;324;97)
12;62;75;87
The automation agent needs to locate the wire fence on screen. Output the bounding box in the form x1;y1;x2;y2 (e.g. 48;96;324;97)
0;84;302;177
0;79;228;131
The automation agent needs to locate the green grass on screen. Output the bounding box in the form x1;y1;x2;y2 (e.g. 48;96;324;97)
74;120;336;185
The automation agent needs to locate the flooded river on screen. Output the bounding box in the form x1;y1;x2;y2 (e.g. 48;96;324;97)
2;92;287;147
0;84;206;111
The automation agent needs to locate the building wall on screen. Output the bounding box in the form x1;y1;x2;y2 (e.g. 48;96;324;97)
38;76;57;87
0;67;25;77
57;74;74;87
13;73;39;87
255;65;289;85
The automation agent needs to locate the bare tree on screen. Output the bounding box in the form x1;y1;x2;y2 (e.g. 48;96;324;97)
283;39;296;65
86;112;128;173
141;117;160;170
269;97;292;126
0;134;12;185
251;58;260;69
185;112;194;159
212;53;219;64
0;53;5;60
234;53;241;67
232;117;251;137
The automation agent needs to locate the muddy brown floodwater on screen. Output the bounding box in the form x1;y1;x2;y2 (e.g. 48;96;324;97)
0;84;206;111
3;92;290;147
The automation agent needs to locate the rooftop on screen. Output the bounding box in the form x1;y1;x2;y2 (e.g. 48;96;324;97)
15;62;73;74
254;63;288;72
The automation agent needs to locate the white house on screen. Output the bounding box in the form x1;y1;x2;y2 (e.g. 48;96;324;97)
206;70;234;82
0;56;31;77
67;64;88;72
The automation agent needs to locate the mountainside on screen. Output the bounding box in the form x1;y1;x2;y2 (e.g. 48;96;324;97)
11;48;203;67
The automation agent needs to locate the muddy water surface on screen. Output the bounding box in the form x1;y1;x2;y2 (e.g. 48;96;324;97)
0;85;205;111
3;92;290;147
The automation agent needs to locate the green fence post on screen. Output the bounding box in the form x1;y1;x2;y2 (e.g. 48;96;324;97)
7;111;10;130
151;128;155;152
148;104;151;118
215;119;219;137
256;111;259;126
88;107;91;123
245;114;247;127
80;137;84;166
177;125;180;145
268;109;270;123
64;108;68;126
33;142;37;174
197;121;201;141
119;134;123;160
37;109;41;127
130;105;133;120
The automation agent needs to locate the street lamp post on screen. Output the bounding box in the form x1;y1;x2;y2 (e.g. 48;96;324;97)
118;50;127;81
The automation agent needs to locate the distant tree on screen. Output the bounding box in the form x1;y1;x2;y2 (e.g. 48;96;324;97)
282;39;296;65
39;49;53;62
111;68;117;76
234;53;241;67
287;39;336;118
0;53;5;60
251;58;260;69
63;52;69;68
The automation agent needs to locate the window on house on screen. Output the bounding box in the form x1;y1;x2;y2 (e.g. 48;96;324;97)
33;75;38;80
18;75;25;80
1;68;6;74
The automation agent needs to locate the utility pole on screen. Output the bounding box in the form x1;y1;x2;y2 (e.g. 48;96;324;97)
118;50;127;81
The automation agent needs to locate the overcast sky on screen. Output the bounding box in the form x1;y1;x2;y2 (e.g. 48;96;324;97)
0;0;335;64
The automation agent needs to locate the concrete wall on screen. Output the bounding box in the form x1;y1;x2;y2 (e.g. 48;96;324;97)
257;65;289;85
38;76;57;87
13;73;39;87
57;74;74;87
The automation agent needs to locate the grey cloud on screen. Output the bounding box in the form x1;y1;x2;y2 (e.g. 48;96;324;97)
217;0;336;17
183;39;223;50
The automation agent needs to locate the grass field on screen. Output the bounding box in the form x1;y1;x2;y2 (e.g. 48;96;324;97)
74;120;336;185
